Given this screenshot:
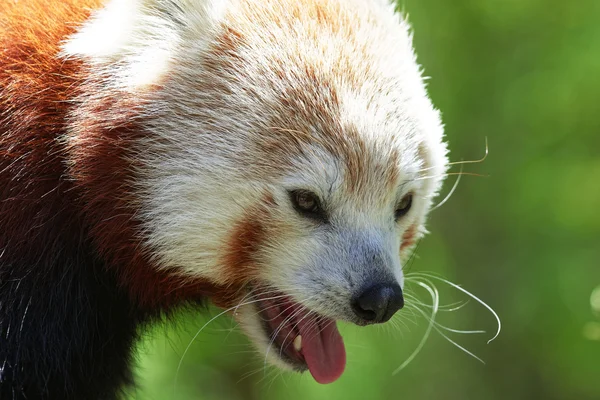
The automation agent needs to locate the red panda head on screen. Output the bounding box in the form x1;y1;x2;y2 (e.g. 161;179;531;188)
63;0;448;384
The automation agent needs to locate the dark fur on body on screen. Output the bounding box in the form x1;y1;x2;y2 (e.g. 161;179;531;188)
0;234;144;399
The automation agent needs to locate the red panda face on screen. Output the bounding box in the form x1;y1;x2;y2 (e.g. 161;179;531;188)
217;144;440;382
63;0;448;384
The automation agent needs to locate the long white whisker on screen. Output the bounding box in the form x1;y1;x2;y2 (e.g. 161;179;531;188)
413;171;488;182
237;366;264;384
434;325;486;335
404;293;469;312
414;137;488;175
392;279;439;375
432;326;485;364
408;273;501;344
444;300;471;312
409;302;486;362
447;137;489;166
431;164;463;211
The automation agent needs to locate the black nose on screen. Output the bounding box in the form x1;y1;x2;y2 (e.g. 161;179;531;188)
351;283;404;323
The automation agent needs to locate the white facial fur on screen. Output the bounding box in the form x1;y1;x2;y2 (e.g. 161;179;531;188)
64;0;448;368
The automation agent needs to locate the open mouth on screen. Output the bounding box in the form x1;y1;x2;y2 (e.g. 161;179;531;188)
255;289;347;384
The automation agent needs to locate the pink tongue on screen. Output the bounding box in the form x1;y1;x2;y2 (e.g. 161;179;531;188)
297;317;346;384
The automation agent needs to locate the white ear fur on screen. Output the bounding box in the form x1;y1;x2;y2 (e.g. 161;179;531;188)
62;0;228;88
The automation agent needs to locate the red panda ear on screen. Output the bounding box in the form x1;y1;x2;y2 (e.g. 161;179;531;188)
61;0;229;89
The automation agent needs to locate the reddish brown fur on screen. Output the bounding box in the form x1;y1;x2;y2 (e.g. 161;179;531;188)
0;0;237;312
400;224;417;252
221;195;278;285
0;0;96;271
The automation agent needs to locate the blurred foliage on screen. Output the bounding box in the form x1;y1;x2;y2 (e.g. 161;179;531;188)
127;0;600;398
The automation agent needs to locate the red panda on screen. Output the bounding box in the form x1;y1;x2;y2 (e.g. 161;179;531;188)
0;0;448;398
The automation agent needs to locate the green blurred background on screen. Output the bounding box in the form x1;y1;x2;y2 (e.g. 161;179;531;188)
126;0;600;398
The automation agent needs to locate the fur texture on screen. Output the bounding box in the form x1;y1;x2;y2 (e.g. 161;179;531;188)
0;0;448;398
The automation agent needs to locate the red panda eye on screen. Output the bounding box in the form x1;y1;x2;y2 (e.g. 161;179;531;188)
296;192;316;211
395;194;413;220
289;190;326;221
